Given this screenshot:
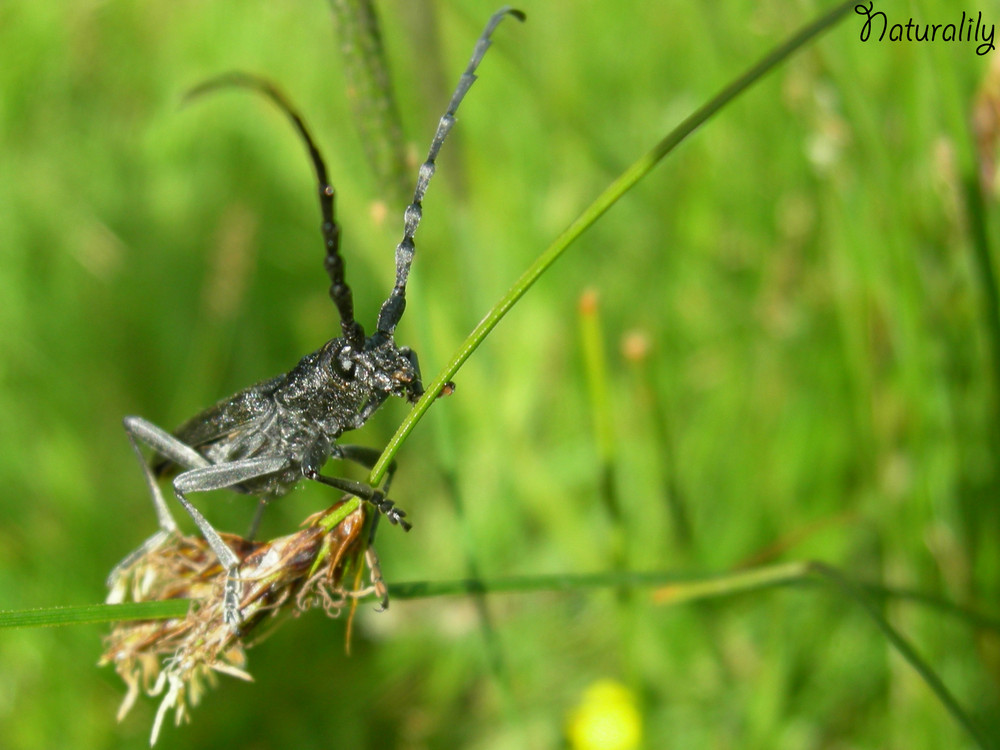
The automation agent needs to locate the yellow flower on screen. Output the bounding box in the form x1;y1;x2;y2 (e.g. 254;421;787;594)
566;679;642;750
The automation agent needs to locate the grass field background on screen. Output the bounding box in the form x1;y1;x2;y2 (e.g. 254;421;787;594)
1;0;999;747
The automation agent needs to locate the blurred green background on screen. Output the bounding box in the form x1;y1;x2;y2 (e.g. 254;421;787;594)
1;0;999;747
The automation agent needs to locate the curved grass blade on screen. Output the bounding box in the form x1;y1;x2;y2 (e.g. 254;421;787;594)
369;0;857;484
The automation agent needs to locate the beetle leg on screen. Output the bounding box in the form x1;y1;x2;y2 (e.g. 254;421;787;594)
304;469;411;532
172;456;289;629
110;416;213;586
121;416;290;630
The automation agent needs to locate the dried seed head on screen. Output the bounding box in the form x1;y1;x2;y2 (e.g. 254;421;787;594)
100;499;373;745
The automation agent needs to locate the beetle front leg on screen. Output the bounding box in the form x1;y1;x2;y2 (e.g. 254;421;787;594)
304;469;412;531
331;444;401;610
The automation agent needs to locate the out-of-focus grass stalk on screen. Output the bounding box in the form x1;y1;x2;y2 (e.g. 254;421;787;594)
419;340;515;700
328;0;409;205
621;331;692;551
578;290;626;572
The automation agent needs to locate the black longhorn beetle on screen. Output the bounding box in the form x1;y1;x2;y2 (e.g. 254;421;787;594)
116;7;524;629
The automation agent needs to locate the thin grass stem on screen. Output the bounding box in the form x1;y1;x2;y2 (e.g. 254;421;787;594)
368;0;858;484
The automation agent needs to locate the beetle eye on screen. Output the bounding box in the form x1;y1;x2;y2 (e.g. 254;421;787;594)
334;346;355;378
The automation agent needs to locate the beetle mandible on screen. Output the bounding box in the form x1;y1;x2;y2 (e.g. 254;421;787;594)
116;7;524;628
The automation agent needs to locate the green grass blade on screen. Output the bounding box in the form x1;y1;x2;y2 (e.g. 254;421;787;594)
368;0;857;484
0;601;188;629
388;564;807;600
8;559;998;640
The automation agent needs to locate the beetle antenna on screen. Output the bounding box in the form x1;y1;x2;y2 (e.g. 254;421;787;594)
184;74;366;351
375;6;525;338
